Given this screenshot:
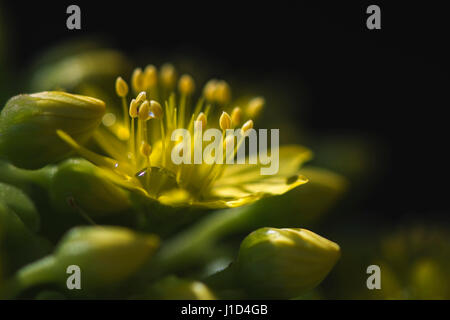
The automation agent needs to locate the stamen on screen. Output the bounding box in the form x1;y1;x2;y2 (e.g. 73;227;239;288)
128;99;139;161
149;100;163;119
131;68;145;94
178;74;195;128
160;63;177;90
203;79;218;103
136;91;147;104
219;111;232;131
138;100;151;169
178;74;195;96
231;107;242;126
214;80;231;105
241;119;254;134
246;97;265;118
115;76;130;132
144;65;158;89
115;77;129;97
129;99;139;118
138;100;151;121
196;112;207;129
140;141;152;188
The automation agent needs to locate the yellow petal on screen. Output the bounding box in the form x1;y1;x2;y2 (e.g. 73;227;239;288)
211;145;311;202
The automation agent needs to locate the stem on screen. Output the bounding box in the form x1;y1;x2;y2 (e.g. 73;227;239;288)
147;204;257;278
0;161;55;190
0;256;57;299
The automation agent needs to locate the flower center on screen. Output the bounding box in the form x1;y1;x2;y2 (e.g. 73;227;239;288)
105;64;263;199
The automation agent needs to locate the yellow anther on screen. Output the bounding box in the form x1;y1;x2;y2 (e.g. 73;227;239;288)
129;99;139;118
231;107;242;125
131;68;145;93
138;100;151;121
140;141;152;157
246;97;265;118
214;80;231;105
219;111;232;130
149;100;163;120
241;119;254;133
160;63;176;88
196;112;207;129
203;79;218;102
178;74;195;95
115;76;129;97
144;65;158;88
136;91;147;104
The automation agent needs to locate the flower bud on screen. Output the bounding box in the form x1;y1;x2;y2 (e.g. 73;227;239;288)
235;227;340;299
0;91;105;169
140;276;216;300
49;158;131;218
13;226;159;293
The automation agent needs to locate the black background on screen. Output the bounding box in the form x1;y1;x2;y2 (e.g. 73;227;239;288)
1;1;449;223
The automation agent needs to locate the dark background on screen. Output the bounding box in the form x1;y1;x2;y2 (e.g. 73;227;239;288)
1;1;449;224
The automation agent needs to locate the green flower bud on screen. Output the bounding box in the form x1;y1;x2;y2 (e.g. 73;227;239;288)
0;182;40;232
0;91;105;169
49;158;131;218
139;276;216;300
235;227;340;299
10;226;159;295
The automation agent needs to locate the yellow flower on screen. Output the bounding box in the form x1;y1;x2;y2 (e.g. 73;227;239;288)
57;64;311;208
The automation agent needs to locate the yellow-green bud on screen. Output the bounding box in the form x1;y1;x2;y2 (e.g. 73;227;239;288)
49;158;131;218
141;276;216;300
235;227;340;299
13;226;159;293
0;91;105;169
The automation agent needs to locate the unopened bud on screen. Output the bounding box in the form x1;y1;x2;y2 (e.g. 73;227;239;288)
0;92;105;169
12;226;159;293
235;227;340;299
